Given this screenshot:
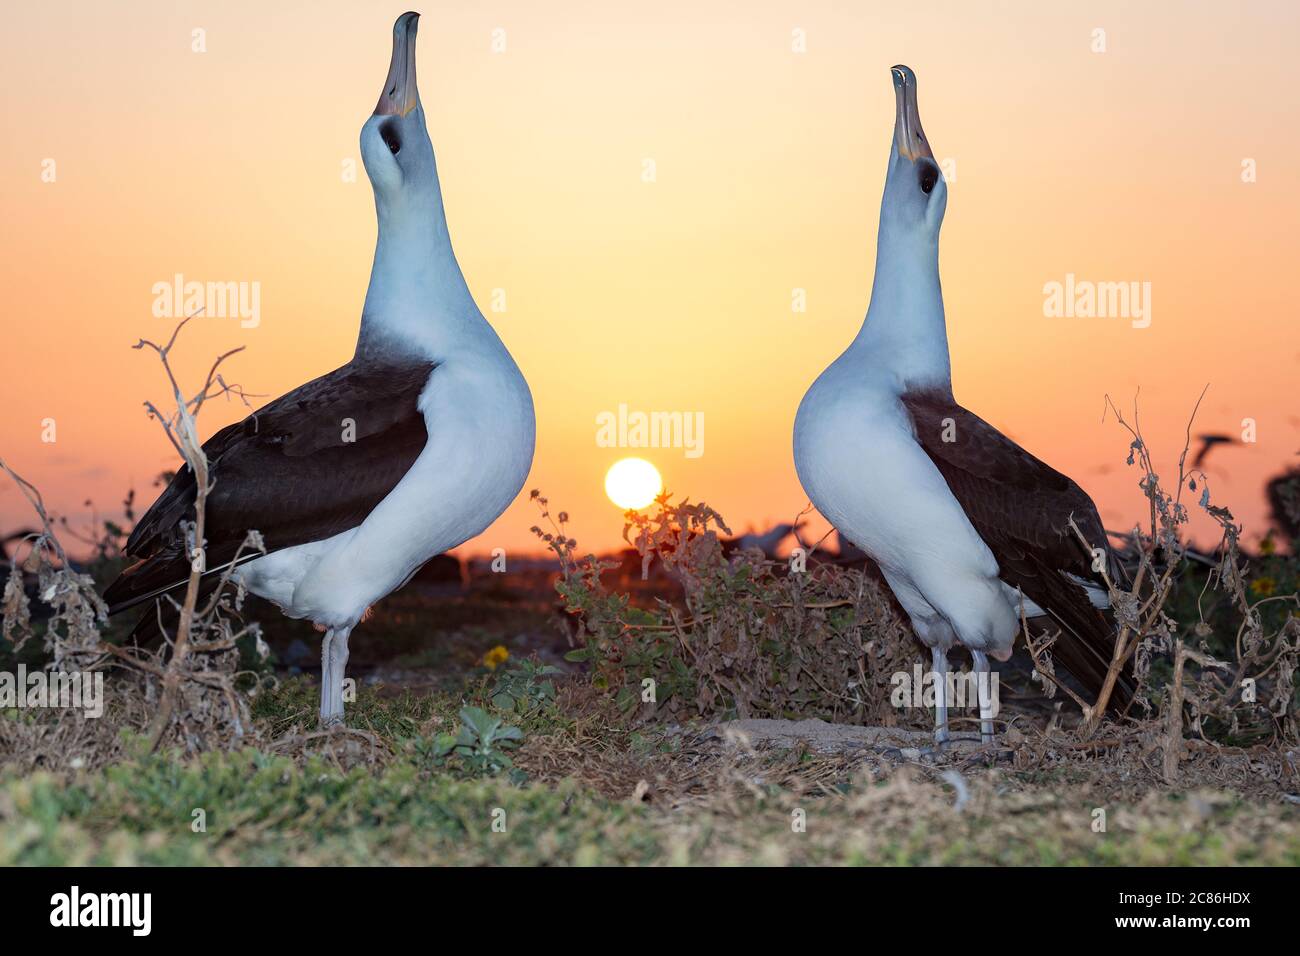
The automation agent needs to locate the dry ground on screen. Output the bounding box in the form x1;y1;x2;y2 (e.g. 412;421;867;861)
3;583;1297;866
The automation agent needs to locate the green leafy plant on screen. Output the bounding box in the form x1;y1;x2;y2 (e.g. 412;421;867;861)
489;659;561;716
428;706;524;775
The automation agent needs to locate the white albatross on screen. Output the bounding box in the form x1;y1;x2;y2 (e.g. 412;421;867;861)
793;65;1133;744
104;12;535;726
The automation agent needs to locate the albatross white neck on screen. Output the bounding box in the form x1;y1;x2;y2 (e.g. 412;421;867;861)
357;160;486;363
850;163;952;393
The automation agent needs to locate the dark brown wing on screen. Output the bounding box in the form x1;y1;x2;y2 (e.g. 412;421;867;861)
104;358;436;614
901;389;1134;710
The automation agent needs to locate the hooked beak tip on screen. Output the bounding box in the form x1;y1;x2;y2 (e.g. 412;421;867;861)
891;63;932;162
375;12;420;117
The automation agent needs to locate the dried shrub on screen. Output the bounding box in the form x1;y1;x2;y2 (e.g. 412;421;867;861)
0;319;268;758
1057;392;1300;772
533;491;920;727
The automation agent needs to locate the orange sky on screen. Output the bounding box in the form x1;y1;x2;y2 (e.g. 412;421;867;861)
1;1;1297;559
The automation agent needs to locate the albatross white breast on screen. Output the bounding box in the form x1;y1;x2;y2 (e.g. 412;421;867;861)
793;65;1133;744
104;12;535;726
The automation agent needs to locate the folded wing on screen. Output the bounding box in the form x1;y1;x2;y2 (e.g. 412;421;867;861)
901;389;1134;709
104;359;436;614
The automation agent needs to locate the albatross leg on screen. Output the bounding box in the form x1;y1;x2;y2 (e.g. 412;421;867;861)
971;649;995;743
319;629;336;726
325;626;352;727
932;646;950;746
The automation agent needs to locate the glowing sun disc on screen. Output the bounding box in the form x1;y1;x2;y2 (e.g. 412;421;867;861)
604;458;662;511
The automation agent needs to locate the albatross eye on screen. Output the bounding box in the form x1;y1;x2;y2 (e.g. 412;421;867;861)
380;120;402;155
918;163;939;194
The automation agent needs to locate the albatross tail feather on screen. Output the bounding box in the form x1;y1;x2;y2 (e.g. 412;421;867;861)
103;553;192;617
1031;567;1136;713
103;549;252;618
1050;622;1136;713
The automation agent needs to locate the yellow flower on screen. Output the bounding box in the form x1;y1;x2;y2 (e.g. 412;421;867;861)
1250;577;1276;597
483;645;510;670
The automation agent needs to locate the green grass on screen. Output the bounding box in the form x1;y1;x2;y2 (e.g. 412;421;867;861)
4;730;1298;865
3;547;1297;866
250;676;460;739
4;673;1300;866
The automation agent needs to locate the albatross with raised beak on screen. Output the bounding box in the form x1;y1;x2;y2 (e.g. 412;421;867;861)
793;65;1132;744
104;12;536;726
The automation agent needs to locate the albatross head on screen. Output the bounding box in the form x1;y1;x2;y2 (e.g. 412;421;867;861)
879;65;947;245
360;13;437;217
354;12;489;361
852;64;952;389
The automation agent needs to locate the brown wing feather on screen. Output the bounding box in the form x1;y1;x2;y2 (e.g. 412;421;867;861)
104;359;436;615
901;390;1134;710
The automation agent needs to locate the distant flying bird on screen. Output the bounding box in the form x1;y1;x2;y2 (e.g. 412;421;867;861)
793;66;1132;744
1190;433;1235;470
104;13;535;726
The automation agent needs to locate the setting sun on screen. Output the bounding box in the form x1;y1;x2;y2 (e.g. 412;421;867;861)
604;458;662;511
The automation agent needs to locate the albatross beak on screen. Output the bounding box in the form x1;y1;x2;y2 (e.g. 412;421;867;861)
375;12;420;117
891;65;932;162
